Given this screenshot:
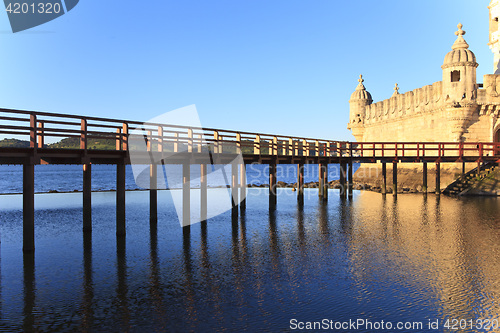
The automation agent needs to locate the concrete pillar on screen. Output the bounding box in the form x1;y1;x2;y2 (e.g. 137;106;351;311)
381;163;387;195
200;164;207;222
232;162;238;217
435;162;441;194
83;163;92;232
392;161;398;196
23;163;35;252
116;163;126;236
297;163;304;204
182;163;190;228
239;163;246;212
269;163;277;209
422;162;428;193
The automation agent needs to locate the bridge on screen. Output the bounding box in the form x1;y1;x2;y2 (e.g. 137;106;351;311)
1;108;499;252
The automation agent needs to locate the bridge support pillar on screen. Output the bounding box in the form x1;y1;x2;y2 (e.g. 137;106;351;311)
182;163;191;228
348;159;353;197
149;164;157;225
435;162;441;194
318;163;324;198
340;162;347;198
381;163;387;195
83;163;92;232
116;163;126;236
269;163;277;210
23;162;35;252
392;161;398;196
323;164;328;201
232;162;239;217
462;162;466;178
201;164;207;222
297;163;304;205
240;163;246;212
422;162;427;193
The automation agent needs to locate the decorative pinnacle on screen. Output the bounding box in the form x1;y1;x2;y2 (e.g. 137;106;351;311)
455;23;465;36
356;74;366;90
452;23;469;50
392;83;399;96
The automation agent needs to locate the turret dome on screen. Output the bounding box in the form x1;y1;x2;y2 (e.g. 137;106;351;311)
442;23;478;69
349;75;373;102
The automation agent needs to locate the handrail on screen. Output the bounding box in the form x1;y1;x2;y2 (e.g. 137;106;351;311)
0;108;500;158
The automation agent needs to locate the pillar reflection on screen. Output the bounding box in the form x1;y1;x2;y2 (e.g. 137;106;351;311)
23;252;35;333
116;236;129;331
81;232;94;331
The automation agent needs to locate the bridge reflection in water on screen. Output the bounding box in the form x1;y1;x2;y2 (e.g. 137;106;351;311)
2;189;499;331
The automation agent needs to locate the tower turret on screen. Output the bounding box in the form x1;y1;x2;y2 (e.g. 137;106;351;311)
348;75;372;141
441;23;479;142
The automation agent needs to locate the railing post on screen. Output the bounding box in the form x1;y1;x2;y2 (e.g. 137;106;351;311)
37;122;44;149
158;126;164;153
288;138;294;156
80;119;87;150
254;135;261;155
459;142;463;159
122;123;128;151
273;136;278;156
283;140;288;156
116;128;121;151
236;133;242;154
187;129;193;153
174;133;179;153
326;142;331;157
303;139;308;156
381;143;385;157
315;140;319;156
197;134;203;153
29;114;37;151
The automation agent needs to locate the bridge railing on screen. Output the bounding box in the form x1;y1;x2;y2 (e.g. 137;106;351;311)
0;108;499;160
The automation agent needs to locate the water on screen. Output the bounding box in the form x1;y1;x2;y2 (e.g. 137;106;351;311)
0;164;358;194
1;189;500;332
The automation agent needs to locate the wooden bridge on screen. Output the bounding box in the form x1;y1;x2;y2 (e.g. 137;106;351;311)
1;108;499;252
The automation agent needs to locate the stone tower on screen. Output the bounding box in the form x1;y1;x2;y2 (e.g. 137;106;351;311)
348;75;372;141
489;0;500;73
441;23;478;141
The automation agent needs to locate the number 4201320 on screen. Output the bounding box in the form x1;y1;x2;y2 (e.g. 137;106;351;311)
6;2;62;14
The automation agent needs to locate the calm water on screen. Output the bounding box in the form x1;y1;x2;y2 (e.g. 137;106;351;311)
1;189;500;332
0;164;359;194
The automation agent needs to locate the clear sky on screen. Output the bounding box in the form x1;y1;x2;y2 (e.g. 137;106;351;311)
0;0;491;141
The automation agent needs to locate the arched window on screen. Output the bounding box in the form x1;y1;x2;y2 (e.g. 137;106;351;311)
451;70;460;82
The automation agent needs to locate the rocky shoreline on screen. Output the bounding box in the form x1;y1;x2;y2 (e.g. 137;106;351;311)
248;180;425;194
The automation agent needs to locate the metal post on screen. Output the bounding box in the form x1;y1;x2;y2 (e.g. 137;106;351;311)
83;163;92;232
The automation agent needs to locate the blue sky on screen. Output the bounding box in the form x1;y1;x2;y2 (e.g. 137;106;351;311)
0;1;491;140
